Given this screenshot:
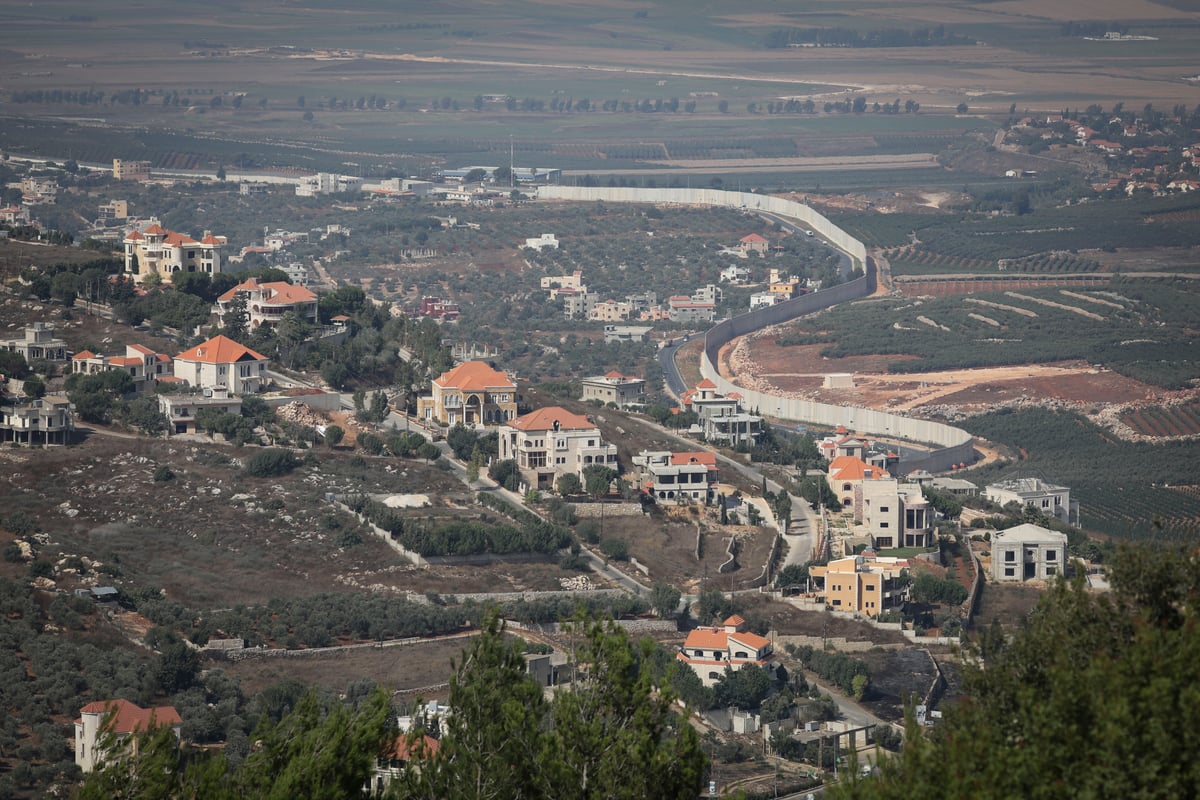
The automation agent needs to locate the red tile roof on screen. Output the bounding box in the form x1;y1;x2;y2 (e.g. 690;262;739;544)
385;733;440;761
78;699;181;734
433;360;514;392
174;335;267;365
724;614;745;627
72;350;97;360
671;451;717;468
740;233;768;243
828;455;888;482
508;406;595;433
695;379;717;390
142;223;167;235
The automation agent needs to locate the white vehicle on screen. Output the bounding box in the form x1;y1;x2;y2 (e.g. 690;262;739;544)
805;229;815;237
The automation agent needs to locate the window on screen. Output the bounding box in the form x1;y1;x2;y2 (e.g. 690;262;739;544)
843;483;852;491
880;506;889;513
879;522;889;529
831;599;842;606
865;585;875;591
1042;499;1050;508
1046;550;1057;561
1004;567;1015;577
1046;567;1057;575
1004;551;1015;562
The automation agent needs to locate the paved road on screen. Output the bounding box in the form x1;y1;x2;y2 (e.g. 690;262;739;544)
757;211;855;280
657;337;689;400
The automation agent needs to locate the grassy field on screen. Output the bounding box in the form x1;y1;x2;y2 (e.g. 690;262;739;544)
1;0;1196;181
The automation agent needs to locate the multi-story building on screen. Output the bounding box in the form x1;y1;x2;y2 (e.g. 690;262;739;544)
587;299;633;322
677;614;774;686
0;322;68;363
640;450;718;503
826;455;891;511
71;343;174;392
215;278;319;330
859;478;934;549
75;699;181;773
667;296;716;324
810;555;909;618
985;477;1077;526
561;289;596;319
418;296;460;322
159;388;242;436
123;219;227;285
417;361;517;426
0;204;32;225
680;380;762;446
991;523;1069;582
173;335;269;395
97;200;129;223
498;406;618;492
581;371;645;407
112;159;151;181
540;270;585;297
295;172;364;197
0;396;74;445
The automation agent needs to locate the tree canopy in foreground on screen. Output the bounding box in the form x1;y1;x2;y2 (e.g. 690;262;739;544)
835;544;1200;800
79;611;706;799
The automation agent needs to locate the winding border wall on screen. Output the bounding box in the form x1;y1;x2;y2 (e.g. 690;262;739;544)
536;186;975;473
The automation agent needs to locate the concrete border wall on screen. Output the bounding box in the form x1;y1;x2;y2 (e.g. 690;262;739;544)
535;186;975;474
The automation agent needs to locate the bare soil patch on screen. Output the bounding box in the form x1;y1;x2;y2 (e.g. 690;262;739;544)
220;636;473;698
730;331;1155;413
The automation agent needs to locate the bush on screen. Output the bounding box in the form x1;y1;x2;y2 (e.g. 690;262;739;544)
244;449;300;478
599;537;629;561
153;465;175;482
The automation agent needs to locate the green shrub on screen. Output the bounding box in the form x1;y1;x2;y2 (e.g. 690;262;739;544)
244;449;300;478
153;465;175;482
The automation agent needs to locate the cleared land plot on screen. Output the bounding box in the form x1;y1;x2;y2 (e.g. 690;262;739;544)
220;636;475;698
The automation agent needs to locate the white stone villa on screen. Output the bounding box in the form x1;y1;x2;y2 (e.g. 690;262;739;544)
678;615;775;687
498;406;618;492
172;335;268;394
123;219;227;285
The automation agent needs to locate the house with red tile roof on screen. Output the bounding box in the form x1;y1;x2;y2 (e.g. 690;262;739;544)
677;615;775;686
826;455;890;510
173;335;269;394
499;406;618;492
71;343;173;391
75;699;182;773
123;217;228;285
580;370;645;407
215;278;318;330
417;360;517;426
371;733;439;793
739;233;769;255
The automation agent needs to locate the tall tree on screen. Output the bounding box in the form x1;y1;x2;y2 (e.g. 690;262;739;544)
835;544;1200;800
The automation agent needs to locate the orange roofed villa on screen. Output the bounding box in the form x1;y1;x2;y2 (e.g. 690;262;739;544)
417;360;517;426
499;406;618;492
123;218;227;285
173;335;269;395
75;699;182;773
678;615;776;687
216;278;318;329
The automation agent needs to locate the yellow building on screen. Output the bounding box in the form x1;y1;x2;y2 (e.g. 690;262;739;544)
810;555;909;618
417;361;517;426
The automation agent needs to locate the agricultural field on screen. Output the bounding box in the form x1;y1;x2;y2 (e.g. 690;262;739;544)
739;277;1200;393
1;0;1198;186
1120;402;1200;438
960;407;1200;541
